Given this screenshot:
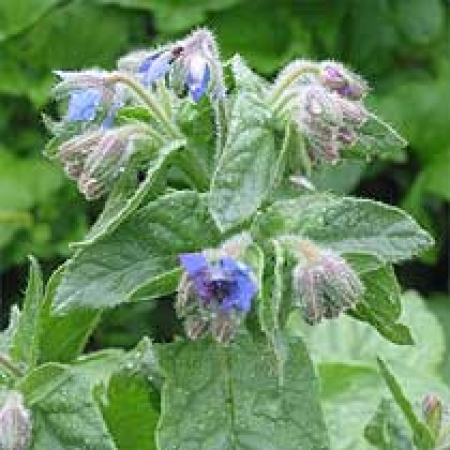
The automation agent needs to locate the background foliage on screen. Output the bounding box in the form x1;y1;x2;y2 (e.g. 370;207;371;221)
0;0;448;436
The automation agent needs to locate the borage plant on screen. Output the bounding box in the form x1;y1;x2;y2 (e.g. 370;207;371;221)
0;29;437;450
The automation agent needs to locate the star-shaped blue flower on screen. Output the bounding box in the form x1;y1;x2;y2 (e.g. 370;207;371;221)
179;252;257;312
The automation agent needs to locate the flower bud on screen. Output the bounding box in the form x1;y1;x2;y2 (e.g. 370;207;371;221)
292;240;364;325
0;391;32;450
319;61;368;100
174;28;225;101
422;394;443;436
78;126;140;200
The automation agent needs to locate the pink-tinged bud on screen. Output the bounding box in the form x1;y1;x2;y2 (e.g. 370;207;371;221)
0;392;32;450
292;240;364;325
59;130;105;180
319;61;369;100
422;394;442;436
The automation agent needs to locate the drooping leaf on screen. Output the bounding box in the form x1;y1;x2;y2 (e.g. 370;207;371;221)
55;192;221;312
252;194;433;263
157;334;330;450
210;91;277;232
346;253;413;345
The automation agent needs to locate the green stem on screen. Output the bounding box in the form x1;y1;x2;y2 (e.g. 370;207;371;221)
109;72;182;139
0;353;23;378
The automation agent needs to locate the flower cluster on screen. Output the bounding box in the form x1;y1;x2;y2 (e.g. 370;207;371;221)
0;392;32;450
271;60;370;164
49;29;224;200
291;239;364;324
177;251;257;343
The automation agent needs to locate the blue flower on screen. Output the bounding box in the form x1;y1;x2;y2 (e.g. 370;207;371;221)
66;88;102;122
185;56;211;102
138;51;174;87
179;252;257;312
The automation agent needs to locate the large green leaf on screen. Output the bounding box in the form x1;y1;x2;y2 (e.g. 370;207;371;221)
157;334;330;450
210;91;277;232
252;194;433;263
300;292;449;450
55;192;221;312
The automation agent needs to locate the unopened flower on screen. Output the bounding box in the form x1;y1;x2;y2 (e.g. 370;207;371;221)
0;391;32;450
53;70;119;125
176;29;225;101
423;394;443;437
58;125;145;199
294;84;369;163
177;251;257;343
319;61;369;100
292;240;364;325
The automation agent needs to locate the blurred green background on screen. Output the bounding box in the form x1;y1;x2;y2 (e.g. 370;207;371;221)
0;0;448;345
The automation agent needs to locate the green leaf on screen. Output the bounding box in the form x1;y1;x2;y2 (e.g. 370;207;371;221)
300;291;445;377
210;91;277;232
230;54;269;94
38;265;100;364
377;358;435;450
393;0;445;45
346;254;413;345
10;257;44;368
55;192;221;312
319;362;385;450
0;0;59;41
99;372;159;450
19;352;125;450
252;194;433;263
364;399;414;450
77;139;184;247
157;334;330;450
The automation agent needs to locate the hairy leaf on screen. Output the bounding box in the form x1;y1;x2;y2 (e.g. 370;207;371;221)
252;195;433;263
157;334;330;450
55;192;221;312
210;91;277;232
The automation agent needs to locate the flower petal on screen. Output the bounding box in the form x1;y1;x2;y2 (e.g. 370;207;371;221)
179;253;209;277
186;58;210;102
138;51;172;86
66;88;102;122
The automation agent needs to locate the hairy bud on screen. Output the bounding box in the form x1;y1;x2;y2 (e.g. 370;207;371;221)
292;240;364;325
58;125;144;200
0;391;32;450
319;61;368;100
422;394;443;437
